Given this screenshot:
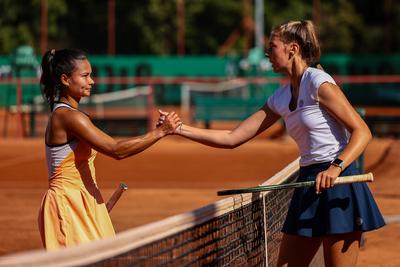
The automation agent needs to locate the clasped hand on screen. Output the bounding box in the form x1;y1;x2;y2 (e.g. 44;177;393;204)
156;109;182;134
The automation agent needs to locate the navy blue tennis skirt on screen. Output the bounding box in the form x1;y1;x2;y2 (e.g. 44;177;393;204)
282;161;385;237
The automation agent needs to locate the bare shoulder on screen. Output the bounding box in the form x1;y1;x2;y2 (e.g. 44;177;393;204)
318;82;348;106
317;81;362;128
53;107;92;129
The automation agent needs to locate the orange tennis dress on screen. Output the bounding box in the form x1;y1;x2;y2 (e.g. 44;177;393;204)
38;103;115;250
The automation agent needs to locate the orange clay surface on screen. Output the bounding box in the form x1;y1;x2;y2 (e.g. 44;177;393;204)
0;117;399;266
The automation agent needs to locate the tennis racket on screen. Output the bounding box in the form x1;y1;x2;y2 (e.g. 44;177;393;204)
217;172;373;196
106;182;128;213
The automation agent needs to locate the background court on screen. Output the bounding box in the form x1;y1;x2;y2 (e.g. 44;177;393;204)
0;133;399;266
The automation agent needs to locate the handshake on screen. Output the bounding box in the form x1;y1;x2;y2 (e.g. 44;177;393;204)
155;109;183;135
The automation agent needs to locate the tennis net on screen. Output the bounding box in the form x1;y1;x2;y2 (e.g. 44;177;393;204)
25;85;153;137
79;86;152;119
79;86;153;136
181;78;249;112
0;158;324;267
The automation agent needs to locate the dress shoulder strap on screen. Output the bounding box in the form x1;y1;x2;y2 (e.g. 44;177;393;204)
52;102;76;112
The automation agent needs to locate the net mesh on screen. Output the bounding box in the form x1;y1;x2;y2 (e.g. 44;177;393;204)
21;86;152;137
181;79;249;112
88;198;268;266
85;179;297;267
264;185;297;267
78;86;152;136
79;86;151;118
0;159;306;267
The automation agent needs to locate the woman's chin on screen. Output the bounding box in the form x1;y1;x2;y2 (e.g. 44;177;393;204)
82;91;91;97
271;66;280;72
272;65;285;74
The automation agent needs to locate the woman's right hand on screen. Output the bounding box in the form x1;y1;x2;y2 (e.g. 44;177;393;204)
156;109;168;128
157;110;182;135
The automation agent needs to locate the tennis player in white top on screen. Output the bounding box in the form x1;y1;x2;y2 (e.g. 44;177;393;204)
159;20;385;267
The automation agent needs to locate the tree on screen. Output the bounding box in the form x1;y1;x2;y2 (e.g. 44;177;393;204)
0;0;67;55
0;0;398;55
319;0;364;53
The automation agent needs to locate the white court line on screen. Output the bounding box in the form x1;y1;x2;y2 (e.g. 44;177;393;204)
384;215;400;224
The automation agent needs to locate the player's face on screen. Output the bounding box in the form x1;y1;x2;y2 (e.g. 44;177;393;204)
266;36;290;73
64;59;94;99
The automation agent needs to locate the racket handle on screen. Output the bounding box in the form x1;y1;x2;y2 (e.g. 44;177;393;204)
334;172;374;185
106;182;128;213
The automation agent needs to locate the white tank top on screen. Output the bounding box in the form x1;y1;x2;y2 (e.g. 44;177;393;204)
267;67;349;166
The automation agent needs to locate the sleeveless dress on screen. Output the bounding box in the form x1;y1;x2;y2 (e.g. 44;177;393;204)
38;102;115;250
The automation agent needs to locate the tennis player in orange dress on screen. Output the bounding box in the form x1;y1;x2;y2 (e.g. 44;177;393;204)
38;48;181;250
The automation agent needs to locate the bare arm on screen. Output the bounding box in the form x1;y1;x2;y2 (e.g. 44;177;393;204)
174;105;280;148
59;109;181;160
315;82;372;192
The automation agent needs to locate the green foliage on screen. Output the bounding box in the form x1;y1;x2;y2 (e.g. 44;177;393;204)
121;0;176;54
62;0;106;53
185;0;243;54
0;0;398;55
0;0;37;53
319;0;364;53
265;0;312;31
393;4;400;52
0;0;67;55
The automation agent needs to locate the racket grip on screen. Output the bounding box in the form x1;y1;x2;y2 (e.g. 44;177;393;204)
106;182;128;213
334;172;374;185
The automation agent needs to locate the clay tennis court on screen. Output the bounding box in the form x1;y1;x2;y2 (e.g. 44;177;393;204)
0;112;399;266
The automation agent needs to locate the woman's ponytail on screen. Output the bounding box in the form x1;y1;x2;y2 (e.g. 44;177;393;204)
40;49;57;109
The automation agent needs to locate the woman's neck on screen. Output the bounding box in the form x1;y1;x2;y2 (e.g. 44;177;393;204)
288;59;308;92
58;96;79;109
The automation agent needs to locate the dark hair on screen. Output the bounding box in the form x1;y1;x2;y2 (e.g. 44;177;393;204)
40;48;88;109
271;20;321;67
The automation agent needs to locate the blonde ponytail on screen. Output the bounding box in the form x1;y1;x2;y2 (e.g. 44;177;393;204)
271;20;321;66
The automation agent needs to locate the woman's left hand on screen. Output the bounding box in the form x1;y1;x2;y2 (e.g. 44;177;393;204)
157;110;182;135
315;165;342;194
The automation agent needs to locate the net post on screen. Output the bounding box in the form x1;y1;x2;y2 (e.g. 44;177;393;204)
147;84;155;131
29;96;36;137
181;84;190;112
15;76;24;138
